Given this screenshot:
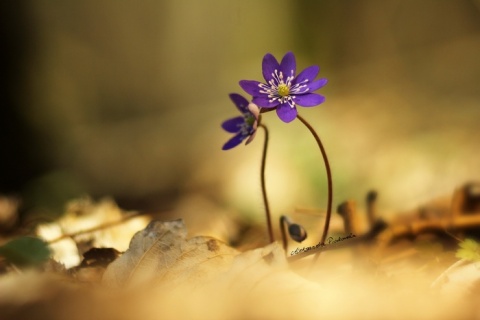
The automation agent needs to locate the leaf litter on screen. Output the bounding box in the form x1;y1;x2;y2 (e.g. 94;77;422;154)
103;219;238;287
0;196;480;319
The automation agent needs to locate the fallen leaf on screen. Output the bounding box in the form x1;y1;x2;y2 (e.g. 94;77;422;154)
102;219;238;287
35;197;149;268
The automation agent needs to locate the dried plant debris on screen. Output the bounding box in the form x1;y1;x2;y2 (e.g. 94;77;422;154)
79;247;121;268
1;192;480;319
103;219;238;287
35;197;149;268
70;248;121;283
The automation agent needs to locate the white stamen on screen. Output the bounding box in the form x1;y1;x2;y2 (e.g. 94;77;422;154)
258;68;309;108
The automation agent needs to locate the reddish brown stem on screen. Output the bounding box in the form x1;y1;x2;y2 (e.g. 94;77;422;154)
296;114;333;245
280;215;289;251
259;124;274;243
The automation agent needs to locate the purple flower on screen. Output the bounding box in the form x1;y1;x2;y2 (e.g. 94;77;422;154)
221;93;260;150
239;52;327;123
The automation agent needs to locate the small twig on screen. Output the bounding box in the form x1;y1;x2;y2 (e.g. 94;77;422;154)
288;234;362;263
431;259;468;288
9;263;23;274
47;211;144;244
443;228;463;243
384;213;480;244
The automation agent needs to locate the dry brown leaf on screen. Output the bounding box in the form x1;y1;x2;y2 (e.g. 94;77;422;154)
102;219;239;287
36;198;149;268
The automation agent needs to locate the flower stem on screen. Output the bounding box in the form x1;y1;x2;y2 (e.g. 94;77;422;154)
259;124;274;243
296;114;333;245
280;215;289;251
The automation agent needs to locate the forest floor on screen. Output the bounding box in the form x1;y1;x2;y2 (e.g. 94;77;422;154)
1;183;480;320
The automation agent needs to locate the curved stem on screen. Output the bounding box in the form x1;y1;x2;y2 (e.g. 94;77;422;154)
296;114;333;245
259;124;274;243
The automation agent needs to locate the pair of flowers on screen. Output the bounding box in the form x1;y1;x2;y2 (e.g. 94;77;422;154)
222;52;328;150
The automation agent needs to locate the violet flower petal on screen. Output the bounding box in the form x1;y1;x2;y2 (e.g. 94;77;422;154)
229;93;250;113
252;95;278;108
262;53;280;82
292;65;320;86
222;132;246;150
307;78;328;91
221;116;244;133
239;80;263;97
276;103;298;123
280;52;296;78
295;93;325;107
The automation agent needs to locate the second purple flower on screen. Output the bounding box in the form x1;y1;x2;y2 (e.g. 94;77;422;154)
221;93;260;150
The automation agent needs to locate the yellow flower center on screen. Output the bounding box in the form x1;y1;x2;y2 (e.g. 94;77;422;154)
277;84;290;97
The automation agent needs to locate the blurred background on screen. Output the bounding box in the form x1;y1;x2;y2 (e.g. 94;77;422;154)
1;0;480;238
